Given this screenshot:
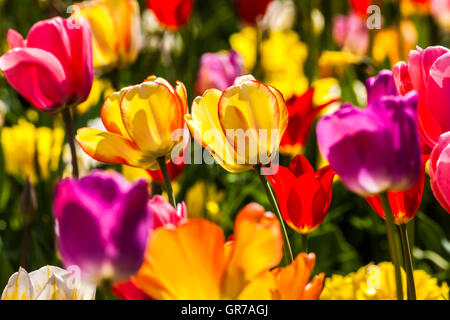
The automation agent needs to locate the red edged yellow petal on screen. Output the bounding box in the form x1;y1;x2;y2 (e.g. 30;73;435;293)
222;203;283;299
185;89;252;173
175;81;188;115
267;85;288;142
218;80;280;164
135;219;226;300
76;127;153;168
100;88;132;139
120;81;182;159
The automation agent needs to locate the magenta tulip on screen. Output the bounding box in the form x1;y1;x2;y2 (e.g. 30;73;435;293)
148;195;187;229
195;50;245;93
316;70;422;196
393;46;450;148
0;17;94;114
429;132;450;213
53;170;151;282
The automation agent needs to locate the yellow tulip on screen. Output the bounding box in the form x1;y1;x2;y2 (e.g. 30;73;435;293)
73;0;142;72
1;266;96;300
185;75;288;173
134;203;324;300
321;262;449;300
1;119;64;183
76;76;188;170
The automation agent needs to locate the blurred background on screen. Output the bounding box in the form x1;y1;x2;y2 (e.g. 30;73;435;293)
0;0;449;292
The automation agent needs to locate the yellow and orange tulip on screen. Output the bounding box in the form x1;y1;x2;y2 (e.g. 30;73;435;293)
134;203;324;300
76;76;188;170
185;75;288;173
73;0;142;72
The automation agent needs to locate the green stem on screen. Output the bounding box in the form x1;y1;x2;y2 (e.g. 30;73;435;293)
256;167;294;264
62;108;79;179
157;157;176;208
380;193;404;300
301;234;308;253
111;68;120;91
399;223;417;300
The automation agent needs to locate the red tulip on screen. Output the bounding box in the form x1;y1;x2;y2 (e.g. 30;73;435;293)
147;0;194;29
0;17;94;114
350;0;370;17
112;280;152;300
264;155;335;234
236;0;273;25
146;154;185;182
365;156;427;224
280;88;338;156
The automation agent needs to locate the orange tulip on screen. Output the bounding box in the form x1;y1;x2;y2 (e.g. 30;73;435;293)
134;203;324;300
185;75;288;173
76;76;188;170
73;0;142;72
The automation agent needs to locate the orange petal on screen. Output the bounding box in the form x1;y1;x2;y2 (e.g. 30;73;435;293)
222;203;283;299
135;219;226;300
272;252;324;300
101;88;132;139
76;127;155;168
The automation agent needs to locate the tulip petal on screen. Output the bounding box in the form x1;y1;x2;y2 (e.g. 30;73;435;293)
76;128;154;168
135;219;225;300
186;89;251;172
427;52;450;133
7;29;25;48
101;89;132;139
222;203;283;299
1;267;35;300
0;47;67;112
267;85;289;142
120;82;182;158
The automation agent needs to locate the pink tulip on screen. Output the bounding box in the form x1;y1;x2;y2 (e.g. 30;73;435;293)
0;17;94;114
393;46;450;148
429;132;450;213
431;0;450;31
333;12;369;56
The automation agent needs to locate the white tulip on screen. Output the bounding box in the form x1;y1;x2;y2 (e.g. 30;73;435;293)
1;266;96;300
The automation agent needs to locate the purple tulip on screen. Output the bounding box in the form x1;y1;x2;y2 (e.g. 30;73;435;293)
316;70;422;196
53;170;151;282
195;50;245;93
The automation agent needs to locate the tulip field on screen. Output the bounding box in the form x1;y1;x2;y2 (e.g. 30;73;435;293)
0;0;450;302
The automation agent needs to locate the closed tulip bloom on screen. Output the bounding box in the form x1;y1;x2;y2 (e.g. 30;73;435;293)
135;203;324;299
393;46;450;148
365;157;426;224
53;170;151;282
185;75;288;173
236;0;273;25
431;0;450;31
0;17;94;114
279;88;337;156
74;0;142;72
147;0;193;29
316;70;422;196
196;50;245;93
76;76;188;170
265;155;335;234
429;132;450;213
2;266;95;300
333;12;369;56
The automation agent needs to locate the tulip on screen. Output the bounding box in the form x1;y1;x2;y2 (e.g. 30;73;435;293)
185;75;288;172
195;50;245;93
350;0;370;17
1;266;95;300
0;17;94;114
365;157;426;224
147;0;194;29
73;0;142;73
112;195;187;300
134;203;324;299
393;46;450;148
429;132;450;213
431;0;450;31
316;70;422;196
1;119;64;184
333;12;369;57
53;170;151;282
264;155;335;235
259;0;296;32
236;0;273;25
76;76;188;171
279;88;337;156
